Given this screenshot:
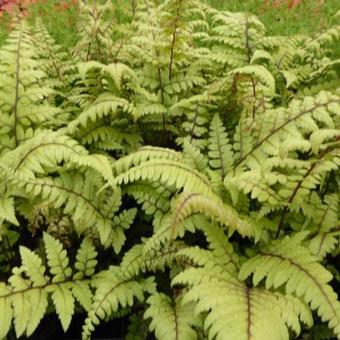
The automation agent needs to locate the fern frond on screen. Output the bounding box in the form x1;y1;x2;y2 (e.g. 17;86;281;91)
233;91;340;169
307;229;340;260
0;23;61;154
0;234;98;338
104;208;137;254
173;265;311;340
33;19;76;95
114;159;213;195
169;192;252;237
74;238;98;280
43;232;72;283
239;233;340;338
121;241;185;277
202;222;239;273
0;195;19;226
1;130;86;177
4;169;121;245
77;123;142;153
229;64;276;98
82;268;156;339
143;215;209;255
183;138;208;172
208;113;233;178
68;93;136;133
73;0;118;62
145;292;201;340
226;91;340;219
124;182;171;229
113;146;183;174
208;11;266;68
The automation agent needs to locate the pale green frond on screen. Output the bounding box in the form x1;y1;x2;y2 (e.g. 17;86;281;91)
173;266;308;340
121;241;185;277
208;114;233;178
183;138;208;172
0;195;19;226
124;182;171;229
82;268;156;339
239;233;340;338
145;293;201;340
0;284;12;339
72;280;93;312
75;153;115;184
74;238;98;280
229;64;276;97
176;246;233;274
51;284;75;332
19;247;48;287
307;230;340;260
68;93;136;132
114;159;214;195
0;130;87;178
169;192;252;237
6;169;120;245
310;129;340;155
21;289;49;336
202;222;239;273
113;146;183;175
77;123;142;153
106;208;137;254
250;50;274;65
0;24;62;154
43;232;72;282
276;293;313;335
306;193;339;234
0;234;97;338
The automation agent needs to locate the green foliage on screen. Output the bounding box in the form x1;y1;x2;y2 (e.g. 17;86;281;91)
239;233;340;338
145;293;202;340
0;1;339;339
0;233;97;338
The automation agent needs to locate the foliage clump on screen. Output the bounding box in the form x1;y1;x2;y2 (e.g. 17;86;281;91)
0;1;339;339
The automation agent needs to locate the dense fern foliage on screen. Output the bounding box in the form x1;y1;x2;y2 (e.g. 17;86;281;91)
0;1;339;339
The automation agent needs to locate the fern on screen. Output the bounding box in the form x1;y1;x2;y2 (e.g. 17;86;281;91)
173;247;313;340
208;113;234;178
114;159;214;195
0;24;61;154
82;268;155;339
0;233;97;338
145;293;202;340
0;2;339;339
239;233;340;338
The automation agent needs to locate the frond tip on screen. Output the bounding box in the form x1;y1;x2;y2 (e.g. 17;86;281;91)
170;192;252;237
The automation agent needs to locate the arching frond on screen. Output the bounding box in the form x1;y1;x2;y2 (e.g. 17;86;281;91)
239;233;340;338
82;268;156;339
